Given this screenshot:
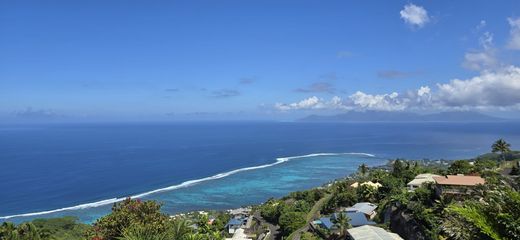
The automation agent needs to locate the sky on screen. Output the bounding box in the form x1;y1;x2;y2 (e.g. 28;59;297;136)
1;0;520;122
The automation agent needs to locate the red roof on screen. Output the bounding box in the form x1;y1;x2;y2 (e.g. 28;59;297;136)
433;175;485;186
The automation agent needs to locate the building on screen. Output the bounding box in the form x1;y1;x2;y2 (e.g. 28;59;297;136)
226;218;245;234
407;173;440;191
344;202;378;219
332;212;376;227
225;229;252;240
350;181;382;189
347;225;403;240
314;217;335;230
432;175;485;196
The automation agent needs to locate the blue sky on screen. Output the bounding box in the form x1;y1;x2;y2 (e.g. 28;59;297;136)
1;0;520;121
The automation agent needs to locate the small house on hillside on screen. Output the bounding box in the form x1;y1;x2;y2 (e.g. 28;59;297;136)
332;212;376;227
407;173;440;191
343;202;378;219
314;217;335;230
433;175;485;196
226;218;245;234
347;225;403;240
350;181;382;189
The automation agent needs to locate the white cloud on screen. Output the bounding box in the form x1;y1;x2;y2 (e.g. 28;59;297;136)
275;96;349;111
274;66;520;112
462;51;497;71
462;32;497;71
507;17;520;50
417;86;430;97
349;91;408;111
476;20;486;31
400;4;430;28
436;66;520;108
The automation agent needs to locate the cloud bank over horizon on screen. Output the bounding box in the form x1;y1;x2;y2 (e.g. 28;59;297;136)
275;66;520;113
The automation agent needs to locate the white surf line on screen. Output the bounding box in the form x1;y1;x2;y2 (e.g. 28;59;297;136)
0;152;375;220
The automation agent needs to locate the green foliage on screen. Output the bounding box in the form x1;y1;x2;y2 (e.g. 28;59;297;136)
333;212;351;237
1;217;90;240
356;183;378;202
474;158;498;173
492;139;512;161
88;198;170;240
321;190;357;214
118;224;172;240
300;232;320;240
31;216;90;240
0;222;41;240
448;160;473;175
259;199;282;224
278;211;306;236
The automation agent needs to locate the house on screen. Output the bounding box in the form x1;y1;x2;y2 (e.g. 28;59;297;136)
314;217;335;230
227;207;250;219
350;181;382;189
347;225;403;240
331;212;376;227
225;229;252;240
432;174;485;196
226;218;245;234
344;202;378;219
407;173;440;191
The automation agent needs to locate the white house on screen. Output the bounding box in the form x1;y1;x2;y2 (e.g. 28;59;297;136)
407;174;440;191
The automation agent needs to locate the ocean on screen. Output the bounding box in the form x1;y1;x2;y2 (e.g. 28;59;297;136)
1;121;519;223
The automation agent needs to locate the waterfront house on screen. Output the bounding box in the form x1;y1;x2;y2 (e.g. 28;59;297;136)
407;173;440;191
432;174;485;196
347;225;403;240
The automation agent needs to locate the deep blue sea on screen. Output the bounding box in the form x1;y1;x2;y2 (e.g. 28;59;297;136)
1;121;519;223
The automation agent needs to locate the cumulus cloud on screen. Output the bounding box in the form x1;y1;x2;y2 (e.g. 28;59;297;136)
210;89;240;98
275;96;348;111
507;17;520;50
349;91;408;111
400;4;430;28
436;66;520;107
275;66;520;112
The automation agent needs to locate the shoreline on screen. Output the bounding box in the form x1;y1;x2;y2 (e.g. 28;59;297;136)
0;152;378;222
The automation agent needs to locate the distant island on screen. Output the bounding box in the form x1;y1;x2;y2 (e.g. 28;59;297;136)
299;111;504;122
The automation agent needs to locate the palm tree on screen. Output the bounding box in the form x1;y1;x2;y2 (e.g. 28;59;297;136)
358;163;369;176
171;219;193;239
492;138;511;161
334;212;351;239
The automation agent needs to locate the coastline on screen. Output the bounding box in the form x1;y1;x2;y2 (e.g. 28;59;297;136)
0;152;381;223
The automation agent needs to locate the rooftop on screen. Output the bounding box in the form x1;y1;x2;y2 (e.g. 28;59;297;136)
433;175;485;186
332;212;376;227
318;217;334;230
347;225;403;240
345;202;378;215
407;174;440;186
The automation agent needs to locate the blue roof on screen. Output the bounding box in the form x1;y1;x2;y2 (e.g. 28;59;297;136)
319;217;334;230
332;212;376;227
227;218;243;226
